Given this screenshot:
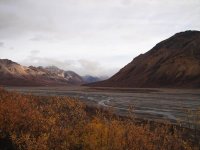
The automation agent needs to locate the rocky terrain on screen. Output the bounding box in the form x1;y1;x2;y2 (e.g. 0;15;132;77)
89;30;200;88
45;66;84;85
0;59;107;86
0;59;84;86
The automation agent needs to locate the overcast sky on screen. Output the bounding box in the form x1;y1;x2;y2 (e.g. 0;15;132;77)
0;0;200;76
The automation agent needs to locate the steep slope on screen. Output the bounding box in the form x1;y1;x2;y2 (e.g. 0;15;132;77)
89;30;200;88
45;66;65;77
0;60;84;86
45;66;85;85
64;71;84;85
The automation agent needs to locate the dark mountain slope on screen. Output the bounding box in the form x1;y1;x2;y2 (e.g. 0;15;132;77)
89;30;200;88
82;75;108;83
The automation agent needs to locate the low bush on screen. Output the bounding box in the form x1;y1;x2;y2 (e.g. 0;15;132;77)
0;88;197;150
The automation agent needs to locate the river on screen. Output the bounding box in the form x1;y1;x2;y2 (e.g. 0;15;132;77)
6;86;200;126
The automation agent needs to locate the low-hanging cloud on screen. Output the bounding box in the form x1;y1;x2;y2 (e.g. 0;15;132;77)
78;59;113;76
19;51;117;77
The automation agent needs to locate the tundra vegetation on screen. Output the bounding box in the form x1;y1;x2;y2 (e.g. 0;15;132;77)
0;88;199;150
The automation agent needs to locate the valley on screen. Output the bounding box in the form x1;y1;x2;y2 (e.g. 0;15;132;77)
6;86;200;127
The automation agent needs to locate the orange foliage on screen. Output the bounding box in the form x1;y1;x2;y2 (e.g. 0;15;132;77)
0;88;197;150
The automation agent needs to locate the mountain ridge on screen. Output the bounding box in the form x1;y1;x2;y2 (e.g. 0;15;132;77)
0;59;106;86
88;30;200;88
0;59;84;86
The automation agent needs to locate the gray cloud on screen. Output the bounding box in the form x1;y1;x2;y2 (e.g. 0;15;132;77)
77;59;115;76
0;0;199;40
0;0;200;76
30;50;40;55
0;42;4;47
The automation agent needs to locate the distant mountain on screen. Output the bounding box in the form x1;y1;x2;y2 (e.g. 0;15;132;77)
64;71;84;85
45;66;65;77
89;30;200;88
0;59;84;86
82;75;108;83
45;66;84;85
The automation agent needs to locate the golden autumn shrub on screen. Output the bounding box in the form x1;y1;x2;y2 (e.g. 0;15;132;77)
0;88;197;150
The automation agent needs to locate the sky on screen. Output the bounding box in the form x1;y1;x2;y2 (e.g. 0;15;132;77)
0;0;200;77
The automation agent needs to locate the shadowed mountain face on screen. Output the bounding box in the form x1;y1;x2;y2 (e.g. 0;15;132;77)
89;30;200;88
82;75;109;83
0;60;84;86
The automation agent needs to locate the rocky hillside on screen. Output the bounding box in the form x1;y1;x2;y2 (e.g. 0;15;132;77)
45;66;84;85
0;59;84;86
89;30;200;88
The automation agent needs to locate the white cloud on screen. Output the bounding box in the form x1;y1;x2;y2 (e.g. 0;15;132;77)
19;53;117;76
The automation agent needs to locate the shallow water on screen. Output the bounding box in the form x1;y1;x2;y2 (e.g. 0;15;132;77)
6;86;200;126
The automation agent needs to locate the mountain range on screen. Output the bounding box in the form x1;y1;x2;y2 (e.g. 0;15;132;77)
0;59;104;86
89;30;200;88
1;30;199;88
